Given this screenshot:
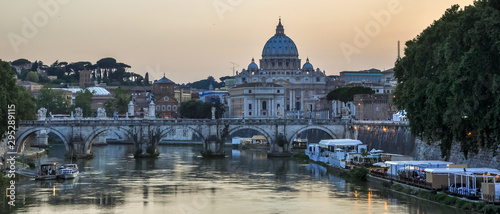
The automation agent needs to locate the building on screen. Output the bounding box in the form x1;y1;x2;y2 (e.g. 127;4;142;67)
79;70;93;88
17;80;42;94
174;87;193;104
340;69;383;85
228;82;285;118
152;75;179;118
233;19;332;118
353;94;397;120
199;90;228;104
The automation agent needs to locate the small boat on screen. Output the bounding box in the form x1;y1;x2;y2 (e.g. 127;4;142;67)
291;138;307;149
35;163;58;180
57;168;78;179
57;164;79;180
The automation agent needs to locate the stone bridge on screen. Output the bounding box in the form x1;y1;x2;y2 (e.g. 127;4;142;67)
14;118;348;158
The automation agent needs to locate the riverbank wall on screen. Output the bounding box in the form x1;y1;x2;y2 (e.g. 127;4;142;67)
352;122;500;169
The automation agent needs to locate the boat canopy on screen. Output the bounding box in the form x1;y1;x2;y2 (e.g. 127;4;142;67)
385;160;453;168
424;168;500;175
318;139;363;148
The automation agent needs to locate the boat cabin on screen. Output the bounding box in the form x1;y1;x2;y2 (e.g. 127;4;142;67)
39;163;58;176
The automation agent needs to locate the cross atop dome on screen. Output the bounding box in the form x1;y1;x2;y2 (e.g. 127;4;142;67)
276;17;284;34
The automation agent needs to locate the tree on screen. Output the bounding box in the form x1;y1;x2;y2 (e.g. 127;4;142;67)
0;60;36;139
327;86;374;102
15;86;37;121
104;88;131;116
26;71;39;82
74;89;94;117
145;72;150;85
11;58;31;66
393;1;500;159
187;76;224;90
179;100;212;118
37;87;70;114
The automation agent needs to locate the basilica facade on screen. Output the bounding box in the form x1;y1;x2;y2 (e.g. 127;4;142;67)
232;19;332;118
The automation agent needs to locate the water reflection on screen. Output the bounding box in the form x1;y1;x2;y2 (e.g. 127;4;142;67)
2;144;465;214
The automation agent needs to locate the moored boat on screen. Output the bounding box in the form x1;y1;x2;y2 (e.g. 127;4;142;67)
57;164;79;180
291;138;307;149
34;163;58;180
57;168;78;179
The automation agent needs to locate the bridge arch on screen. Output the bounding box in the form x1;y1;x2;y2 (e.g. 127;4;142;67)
15;127;70;153
157;126;205;142
228;125;274;144
84;127;134;152
288;126;338;144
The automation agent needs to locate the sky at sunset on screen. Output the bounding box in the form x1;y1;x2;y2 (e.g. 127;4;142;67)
0;0;475;84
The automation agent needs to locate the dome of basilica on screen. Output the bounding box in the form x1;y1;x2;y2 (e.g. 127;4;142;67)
302;58;313;70
262;19;299;57
248;58;259;70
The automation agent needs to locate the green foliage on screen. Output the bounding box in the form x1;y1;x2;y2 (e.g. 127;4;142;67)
146;145;156;155
74;89;94;117
135;148;143;156
349;166;369;181
16;86;37;120
11;58;31;66
293;153;310;161
0;60;37;139
394;1;500;159
105;88;131;115
37;87;70;114
179;100;213;119
186;76;224;90
26;71;39;82
327;86;374;102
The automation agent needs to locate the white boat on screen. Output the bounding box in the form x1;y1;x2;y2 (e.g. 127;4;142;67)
305;139;367;168
57;168;78;179
57;164;79;180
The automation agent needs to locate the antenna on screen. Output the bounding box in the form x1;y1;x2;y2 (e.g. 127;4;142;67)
230;62;239;76
397;40;401;61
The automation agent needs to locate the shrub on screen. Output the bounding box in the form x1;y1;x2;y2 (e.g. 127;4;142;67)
293;153;310;160
146;146;156;154
25;158;36;169
350;166;369;181
135;148;143;156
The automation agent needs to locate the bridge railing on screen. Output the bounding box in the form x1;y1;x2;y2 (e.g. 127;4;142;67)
20;118;346;126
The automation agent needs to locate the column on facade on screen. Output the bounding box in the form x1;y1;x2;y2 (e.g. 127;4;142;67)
301;89;304;112
270;98;274;117
243;97;247;118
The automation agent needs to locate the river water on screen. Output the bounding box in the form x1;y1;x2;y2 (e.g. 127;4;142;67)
2;144;464;214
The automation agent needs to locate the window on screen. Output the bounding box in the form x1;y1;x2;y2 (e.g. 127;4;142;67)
248;90;252;93
167;105;171;111
161;105;166;111
262;101;267;110
249;104;252;110
277;104;280;108
164;96;169;101
277;90;280;93
173;105;177;111
156;105;160;111
263;112;266;116
316;77;320;82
